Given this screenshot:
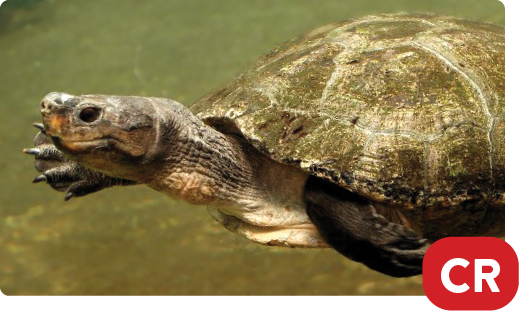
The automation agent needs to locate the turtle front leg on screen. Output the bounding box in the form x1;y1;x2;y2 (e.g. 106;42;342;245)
24;123;137;200
304;175;428;278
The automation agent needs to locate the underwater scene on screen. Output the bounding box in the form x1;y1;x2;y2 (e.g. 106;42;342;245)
0;0;504;295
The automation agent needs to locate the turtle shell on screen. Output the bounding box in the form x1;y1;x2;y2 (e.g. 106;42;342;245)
190;13;504;238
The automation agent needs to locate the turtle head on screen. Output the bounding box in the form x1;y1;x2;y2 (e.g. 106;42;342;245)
39;92;176;181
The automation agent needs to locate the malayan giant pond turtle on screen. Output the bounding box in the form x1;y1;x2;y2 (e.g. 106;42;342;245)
25;13;504;277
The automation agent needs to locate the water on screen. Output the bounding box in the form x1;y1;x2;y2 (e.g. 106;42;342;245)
0;0;504;295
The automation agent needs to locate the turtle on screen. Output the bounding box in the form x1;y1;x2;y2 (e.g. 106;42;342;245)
24;12;504;278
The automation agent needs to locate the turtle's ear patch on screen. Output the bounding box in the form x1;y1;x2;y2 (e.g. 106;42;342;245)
303;175;428;277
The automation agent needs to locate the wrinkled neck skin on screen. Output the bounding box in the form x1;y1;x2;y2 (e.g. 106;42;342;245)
143;98;261;208
142;98;310;222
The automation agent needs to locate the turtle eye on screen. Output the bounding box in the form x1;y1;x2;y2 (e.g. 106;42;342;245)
79;107;101;123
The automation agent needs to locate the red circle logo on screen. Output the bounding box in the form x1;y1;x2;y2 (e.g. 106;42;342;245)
423;237;519;310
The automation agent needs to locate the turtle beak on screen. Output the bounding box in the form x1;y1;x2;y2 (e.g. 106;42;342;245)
40;92;76;138
39;92;95;153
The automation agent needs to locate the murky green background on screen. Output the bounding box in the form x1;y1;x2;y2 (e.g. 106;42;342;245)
0;0;504;295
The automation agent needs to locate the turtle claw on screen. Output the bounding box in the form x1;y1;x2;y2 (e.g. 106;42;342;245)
33;123;46;133
23;148;41;156
304;176;427;277
26;122;138;199
64;192;74;201
32;174;47;183
24;143;65;162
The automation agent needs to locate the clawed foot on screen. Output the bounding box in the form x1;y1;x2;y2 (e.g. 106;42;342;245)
24;123;136;200
304;175;428;277
365;206;429;275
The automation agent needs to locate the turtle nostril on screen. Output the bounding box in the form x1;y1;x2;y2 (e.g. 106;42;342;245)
79;107;101;123
40;101;52;114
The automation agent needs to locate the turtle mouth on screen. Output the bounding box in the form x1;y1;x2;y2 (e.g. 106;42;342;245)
51;133;148;158
51;136;112;154
42;116;113;154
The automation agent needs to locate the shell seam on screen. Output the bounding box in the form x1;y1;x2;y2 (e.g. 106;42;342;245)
409;40;495;179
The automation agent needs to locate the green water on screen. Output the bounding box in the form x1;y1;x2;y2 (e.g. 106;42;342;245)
0;0;504;295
